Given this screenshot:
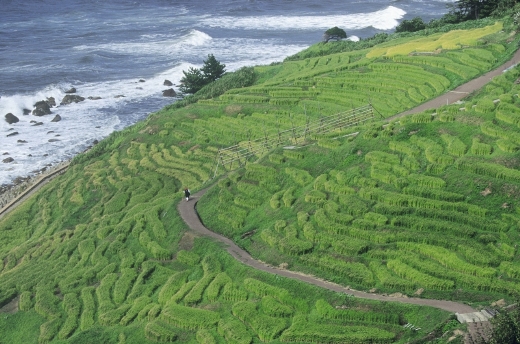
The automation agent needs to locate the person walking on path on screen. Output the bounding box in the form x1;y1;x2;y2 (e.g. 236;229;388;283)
184;188;191;201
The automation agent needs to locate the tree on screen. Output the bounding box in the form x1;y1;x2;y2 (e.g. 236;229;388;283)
487;303;520;344
323;27;347;43
448;0;512;21
179;54;226;94
395;17;426;33
179;67;205;94
201;54;226;83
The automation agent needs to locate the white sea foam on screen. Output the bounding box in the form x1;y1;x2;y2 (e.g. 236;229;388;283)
73;29;212;56
0;63;191;186
201;6;406;31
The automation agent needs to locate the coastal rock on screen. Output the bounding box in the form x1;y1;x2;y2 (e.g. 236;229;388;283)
23;108;31;115
162;88;177;97
2;152;8;155
114;95;125;98
7;132;19;137
3;157;14;163
88;96;102;100
60;94;85;105
17;140;27;143
48;139;60;142
139;79;145;83
31;122;43;126
163;79;173;86
47;131;55;134
5;113;19;124
65;87;76;94
32;100;52;116
51;115;62;122
46;97;56;107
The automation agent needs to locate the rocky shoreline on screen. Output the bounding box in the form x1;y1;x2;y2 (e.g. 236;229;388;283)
3;81;177;166
0;161;69;212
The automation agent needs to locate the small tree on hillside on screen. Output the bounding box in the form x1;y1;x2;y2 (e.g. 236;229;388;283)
395;17;426;33
323;26;347;43
179;67;205;94
179;54;226;94
201;54;226;83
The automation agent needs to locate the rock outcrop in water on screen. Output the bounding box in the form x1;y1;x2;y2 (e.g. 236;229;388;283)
51;115;62;122
61;95;85;105
162;88;177;97
5;113;19;124
46;97;56;107
32;100;52;116
65;87;76;94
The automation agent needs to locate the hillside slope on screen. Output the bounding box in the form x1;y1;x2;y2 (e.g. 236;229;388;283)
0;18;519;343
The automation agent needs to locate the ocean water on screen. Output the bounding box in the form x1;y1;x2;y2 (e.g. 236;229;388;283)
0;0;454;186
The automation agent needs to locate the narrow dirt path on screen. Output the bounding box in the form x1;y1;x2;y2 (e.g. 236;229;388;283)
389;47;520;120
177;188;476;314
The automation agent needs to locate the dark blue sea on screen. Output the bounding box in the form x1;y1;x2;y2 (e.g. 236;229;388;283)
0;0;454;186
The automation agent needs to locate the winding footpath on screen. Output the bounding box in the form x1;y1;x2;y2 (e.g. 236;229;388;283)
2;47;518;342
178;189;476;314
389;46;520;119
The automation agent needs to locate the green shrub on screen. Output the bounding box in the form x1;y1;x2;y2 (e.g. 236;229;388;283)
497;138;519;152
282;187;296;207
280;315;395;343
305;190;327;203
176;250;200;266
411;113;433;123
474;98;496;113
80;287;95;331
120;296;152;326
315;299;399;324
39;318;63;344
232;301;288;341
144;320;177;342
160;303;219;330
285;167;313;186
184;273;217;305
221;283;248;302
113;268;137;304
206;272;232;302
387;259;454;290
283;150;304;160
99;305;131;326
260;296;294;317
19;291;33;311
471;138;493;155
217;318;252;344
196;329;216;344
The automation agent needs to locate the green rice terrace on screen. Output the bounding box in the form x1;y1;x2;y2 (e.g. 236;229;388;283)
1;17;520;343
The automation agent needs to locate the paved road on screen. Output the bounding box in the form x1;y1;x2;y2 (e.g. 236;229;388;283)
177;189;476;314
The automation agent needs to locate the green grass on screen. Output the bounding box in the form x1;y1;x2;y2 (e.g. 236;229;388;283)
198;63;520;305
1;16;520;343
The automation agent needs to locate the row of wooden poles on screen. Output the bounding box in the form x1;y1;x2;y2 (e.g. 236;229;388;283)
211;104;376;178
